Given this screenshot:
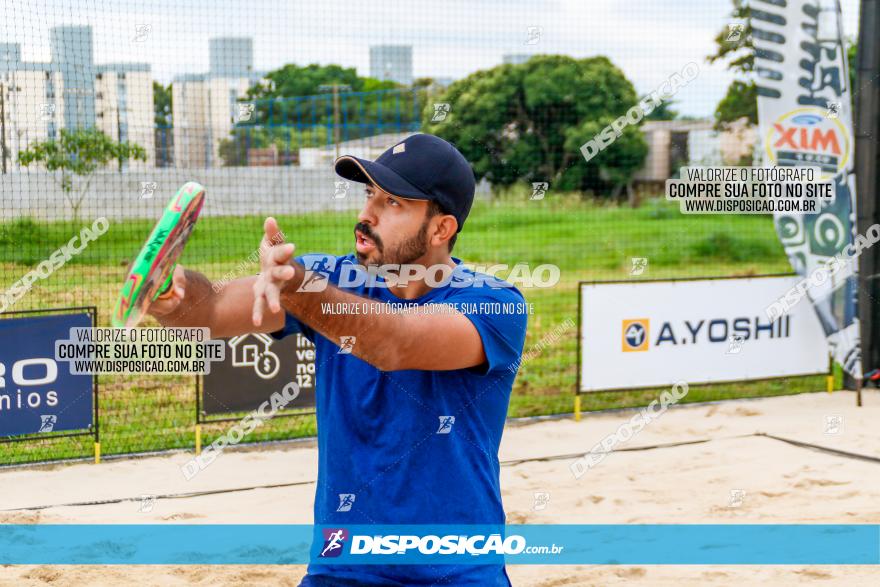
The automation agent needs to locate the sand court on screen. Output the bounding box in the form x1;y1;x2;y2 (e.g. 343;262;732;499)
2;391;879;586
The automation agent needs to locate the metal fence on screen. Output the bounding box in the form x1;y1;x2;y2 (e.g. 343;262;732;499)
0;0;842;466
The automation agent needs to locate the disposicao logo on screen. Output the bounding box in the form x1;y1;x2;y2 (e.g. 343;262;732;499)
319;528;348;558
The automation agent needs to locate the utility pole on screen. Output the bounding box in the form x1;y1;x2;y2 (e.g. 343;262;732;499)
318;83;351;159
0;82;7;174
855;0;880;404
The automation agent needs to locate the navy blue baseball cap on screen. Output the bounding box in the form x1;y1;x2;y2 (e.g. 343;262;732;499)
334;133;476;232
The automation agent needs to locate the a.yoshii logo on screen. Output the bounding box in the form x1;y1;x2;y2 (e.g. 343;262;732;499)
622;319;650;352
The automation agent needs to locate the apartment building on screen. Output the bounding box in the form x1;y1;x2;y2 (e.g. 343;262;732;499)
0;26;154;171
171;37;262;168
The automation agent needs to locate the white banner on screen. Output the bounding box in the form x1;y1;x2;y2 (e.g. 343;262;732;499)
752;0;861;377
579;277;829;392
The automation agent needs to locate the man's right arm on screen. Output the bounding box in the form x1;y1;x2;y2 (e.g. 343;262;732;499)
148;265;285;339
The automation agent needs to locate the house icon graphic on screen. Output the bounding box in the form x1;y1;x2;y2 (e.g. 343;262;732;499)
228;333;281;379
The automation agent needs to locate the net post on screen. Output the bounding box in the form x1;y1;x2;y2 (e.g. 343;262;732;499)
195;424;202;455
94;442;101;464
825;358;834;393
574;394;581;422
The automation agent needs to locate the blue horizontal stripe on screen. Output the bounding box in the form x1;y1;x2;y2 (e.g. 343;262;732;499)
0;524;876;565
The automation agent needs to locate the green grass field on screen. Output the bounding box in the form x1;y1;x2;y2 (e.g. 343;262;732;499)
0;194;832;466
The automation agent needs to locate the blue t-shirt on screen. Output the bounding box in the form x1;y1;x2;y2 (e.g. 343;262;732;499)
272;254;528;586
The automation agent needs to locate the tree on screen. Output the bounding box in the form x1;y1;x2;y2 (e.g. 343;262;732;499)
219;63;414;166
247;64;381;101
243;63;399;129
645;99;679;121
714;79;757;127
422;55;648;196
153;81;174;166
153;81;172;127
708;0;755;128
17;128;147;220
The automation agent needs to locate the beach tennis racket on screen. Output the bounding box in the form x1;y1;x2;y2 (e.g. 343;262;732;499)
111;181;206;328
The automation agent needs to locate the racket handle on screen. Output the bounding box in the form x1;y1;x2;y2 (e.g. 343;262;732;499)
154;264;176;301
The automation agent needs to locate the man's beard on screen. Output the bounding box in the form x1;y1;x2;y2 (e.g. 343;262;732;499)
354;220;429;267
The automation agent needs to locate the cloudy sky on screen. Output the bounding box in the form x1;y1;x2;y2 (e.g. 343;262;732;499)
2;0;863;117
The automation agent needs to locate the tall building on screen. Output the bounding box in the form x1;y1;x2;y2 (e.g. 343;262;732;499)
50;25;95;131
369;45;413;86
0;43;63;172
209;38;254;78
0;43;21;64
172;37;263;168
0;26;154;172
95;63;155;168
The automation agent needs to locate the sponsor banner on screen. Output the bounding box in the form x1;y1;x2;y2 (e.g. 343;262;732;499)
0;524;875;565
201;332;315;415
0;313;94;437
579;277;829;392
753;0;861;377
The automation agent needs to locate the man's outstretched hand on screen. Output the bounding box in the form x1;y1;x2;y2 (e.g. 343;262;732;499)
252;217;296;327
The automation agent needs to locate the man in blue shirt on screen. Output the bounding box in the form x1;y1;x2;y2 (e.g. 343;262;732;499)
150;134;528;585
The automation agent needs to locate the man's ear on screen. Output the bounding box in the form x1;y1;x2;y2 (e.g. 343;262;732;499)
430;214;458;248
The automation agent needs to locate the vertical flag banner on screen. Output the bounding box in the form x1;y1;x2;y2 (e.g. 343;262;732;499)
752;0;861;378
